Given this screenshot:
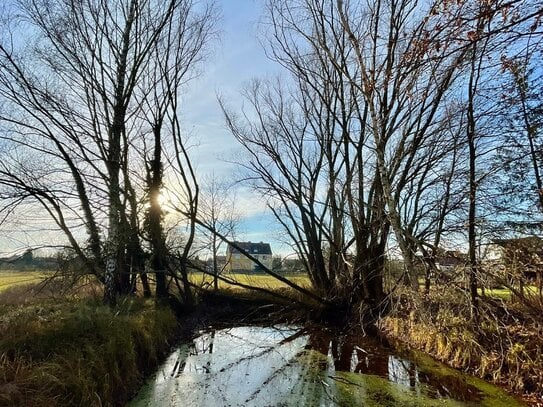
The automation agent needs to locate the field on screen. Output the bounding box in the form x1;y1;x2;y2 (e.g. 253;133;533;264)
0;270;310;298
3;269;540;304
189;271;310;290
3;269;538;301
0;270;48;292
479;286;540;300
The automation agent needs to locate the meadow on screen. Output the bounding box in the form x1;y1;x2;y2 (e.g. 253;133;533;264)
0;270;49;292
189;271;310;290
3;269;538;301
0;274;177;407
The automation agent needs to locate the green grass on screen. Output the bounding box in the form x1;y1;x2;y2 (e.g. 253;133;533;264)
479;286;539;300
0;270;48;292
480;288;513;299
189;271;310;290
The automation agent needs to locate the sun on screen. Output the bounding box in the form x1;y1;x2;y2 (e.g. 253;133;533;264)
157;191;168;207
154;189;178;213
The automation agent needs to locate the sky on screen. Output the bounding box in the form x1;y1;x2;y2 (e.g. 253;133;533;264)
179;0;293;257
0;0;292;258
183;0;267;175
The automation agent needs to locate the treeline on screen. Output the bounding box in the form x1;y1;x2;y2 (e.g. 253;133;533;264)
0;250;57;270
221;0;543;316
0;0;217;305
0;0;542;317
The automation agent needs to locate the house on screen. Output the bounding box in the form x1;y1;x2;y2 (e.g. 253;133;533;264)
225;241;273;272
434;250;466;273
486;237;543;281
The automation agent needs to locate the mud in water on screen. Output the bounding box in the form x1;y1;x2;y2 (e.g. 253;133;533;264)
129;325;525;407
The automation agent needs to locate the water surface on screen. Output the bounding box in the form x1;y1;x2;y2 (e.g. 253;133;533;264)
130;325;524;406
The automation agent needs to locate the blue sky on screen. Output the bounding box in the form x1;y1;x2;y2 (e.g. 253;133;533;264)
0;0;292;257
184;0;268;173
182;0;292;257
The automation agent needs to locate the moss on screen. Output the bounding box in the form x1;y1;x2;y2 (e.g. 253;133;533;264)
386;290;543;397
332;372;464;407
284;355;520;407
278;346;524;407
407;351;526;407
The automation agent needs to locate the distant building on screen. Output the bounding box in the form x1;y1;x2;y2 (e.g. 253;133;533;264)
435;250;466;273
486;237;543;281
226;241;273;272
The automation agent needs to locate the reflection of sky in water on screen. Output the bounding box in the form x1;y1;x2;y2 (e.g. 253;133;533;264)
131;326;326;406
130;325;523;407
184;327;307;405
388;356;418;388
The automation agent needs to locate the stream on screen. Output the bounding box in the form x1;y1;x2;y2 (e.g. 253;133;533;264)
129;325;525;406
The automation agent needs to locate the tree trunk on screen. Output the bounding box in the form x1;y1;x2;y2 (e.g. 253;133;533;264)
212;233;219;291
149;124;169;299
104;0;137;305
467;34;481;318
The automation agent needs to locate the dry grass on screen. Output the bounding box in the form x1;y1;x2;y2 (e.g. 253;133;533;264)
0;296;177;407
379;286;543;404
0;276;175;407
0;276;102;310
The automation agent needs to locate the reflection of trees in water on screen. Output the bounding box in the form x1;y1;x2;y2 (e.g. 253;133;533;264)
305;329;390;376
185;327;306;374
155;326;483;405
180;327;339;406
304;329;483;403
388;357;418;389
387;356;481;401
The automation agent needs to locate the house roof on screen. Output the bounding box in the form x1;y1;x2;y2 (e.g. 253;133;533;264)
435;250;466;267
492;237;543;250
227;241;272;255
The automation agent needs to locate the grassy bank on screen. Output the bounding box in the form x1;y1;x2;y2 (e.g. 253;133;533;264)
3;271;539;405
0;285;177;407
378;287;543;405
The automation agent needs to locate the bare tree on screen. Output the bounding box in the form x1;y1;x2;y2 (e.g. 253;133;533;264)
222;0;542;319
136;0;217;300
222;1;392;313
198;173;239;290
222;0;467;313
496;41;543;226
0;0;216;304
